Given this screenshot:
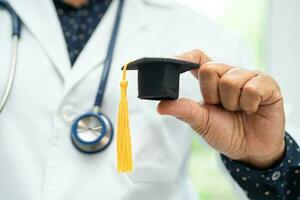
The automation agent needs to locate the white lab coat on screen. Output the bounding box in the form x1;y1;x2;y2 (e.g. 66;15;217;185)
0;0;250;199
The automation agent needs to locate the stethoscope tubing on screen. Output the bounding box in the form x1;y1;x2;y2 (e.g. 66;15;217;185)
71;0;124;153
0;0;21;37
94;0;124;107
0;0;123;153
0;0;21;113
0;34;19;113
0;0;124;113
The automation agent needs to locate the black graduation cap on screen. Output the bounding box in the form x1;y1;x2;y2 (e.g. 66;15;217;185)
122;57;200;100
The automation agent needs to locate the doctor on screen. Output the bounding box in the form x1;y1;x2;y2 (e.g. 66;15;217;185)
0;0;298;200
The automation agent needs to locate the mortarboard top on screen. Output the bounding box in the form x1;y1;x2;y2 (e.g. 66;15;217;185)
122;57;200;100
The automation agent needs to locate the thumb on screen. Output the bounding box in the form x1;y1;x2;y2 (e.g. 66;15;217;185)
157;98;209;134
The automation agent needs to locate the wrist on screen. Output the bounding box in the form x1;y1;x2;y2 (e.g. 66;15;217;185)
240;140;286;169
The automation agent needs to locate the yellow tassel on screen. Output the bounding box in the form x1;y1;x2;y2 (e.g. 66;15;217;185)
117;63;133;173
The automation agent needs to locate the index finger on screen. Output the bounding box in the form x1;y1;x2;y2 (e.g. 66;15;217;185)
175;49;212;78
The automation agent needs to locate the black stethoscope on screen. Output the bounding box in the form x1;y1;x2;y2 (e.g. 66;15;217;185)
0;0;124;153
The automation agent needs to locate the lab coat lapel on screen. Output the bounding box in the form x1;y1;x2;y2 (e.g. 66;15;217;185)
8;0;71;81
8;0;172;91
65;0;148;91
64;0;120;90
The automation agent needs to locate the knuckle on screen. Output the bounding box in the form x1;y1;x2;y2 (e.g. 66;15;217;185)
243;84;259;96
199;64;216;79
252;69;263;75
240;102;258;114
191;49;205;56
191;49;205;64
220;96;239;111
267;76;282;91
240;87;260;114
219;76;240;91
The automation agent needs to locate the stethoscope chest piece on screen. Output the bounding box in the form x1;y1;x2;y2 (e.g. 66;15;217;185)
71;112;113;153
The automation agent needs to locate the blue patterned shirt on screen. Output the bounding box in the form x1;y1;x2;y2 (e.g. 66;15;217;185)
222;133;300;199
54;0;112;65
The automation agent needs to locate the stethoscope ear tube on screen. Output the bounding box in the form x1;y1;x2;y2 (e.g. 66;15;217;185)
0;35;19;113
0;0;22;113
10;9;21;37
0;0;22;37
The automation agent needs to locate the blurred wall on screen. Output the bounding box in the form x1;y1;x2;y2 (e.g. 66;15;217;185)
266;0;300;140
176;0;269;68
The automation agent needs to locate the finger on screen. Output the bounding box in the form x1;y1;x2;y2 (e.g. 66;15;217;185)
239;74;282;114
199;63;233;104
219;68;259;111
157;98;209;133
175;49;212;78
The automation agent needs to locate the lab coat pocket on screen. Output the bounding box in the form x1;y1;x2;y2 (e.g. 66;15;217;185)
128;101;191;183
